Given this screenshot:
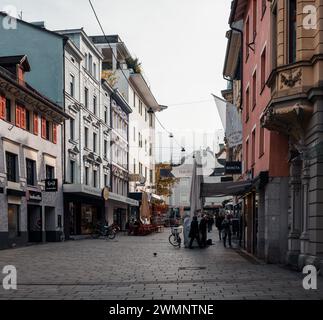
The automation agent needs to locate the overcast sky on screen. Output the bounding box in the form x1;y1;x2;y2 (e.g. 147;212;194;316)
2;0;231;163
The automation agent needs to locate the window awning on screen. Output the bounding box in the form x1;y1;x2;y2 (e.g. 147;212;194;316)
201;180;252;197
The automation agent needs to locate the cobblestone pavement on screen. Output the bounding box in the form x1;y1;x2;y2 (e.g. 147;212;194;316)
0;229;322;300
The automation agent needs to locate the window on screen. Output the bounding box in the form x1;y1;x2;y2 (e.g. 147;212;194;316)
70;74;75;97
133;159;136;173
252;129;256;166
104;106;108;124
46;165;55;179
149;113;153;127
93;63;97;79
245;140;249;172
84;53;88;69
70;161;75;183
145;167;147;179
85;167;89;185
26;158;36;186
6;152;18;182
259;124;265;157
245;87;250;122
93;132;97;153
70;118;75;141
25;109;31;132
104;140;108;158
5;98;11;122
271;5;278;70
88;54;93;73
16;104;26;129
139;101;143;115
93;170;97;188
288;0;297;64
84;87;89;108
245;17;250;59
145;108;147;121
104;174;108;187
41;117;47;139
93;96;97;115
149;143;153;157
253;0;257;37
46;120;50;140
252;71;257;109
150;169;153;184
84;127;89;148
8;204;20;239
261;47;267;90
139;162;143;175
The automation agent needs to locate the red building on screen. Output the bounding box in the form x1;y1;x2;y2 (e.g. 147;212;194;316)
229;0;290;263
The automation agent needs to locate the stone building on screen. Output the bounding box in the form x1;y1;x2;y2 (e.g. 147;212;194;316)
0;55;68;249
261;0;323;270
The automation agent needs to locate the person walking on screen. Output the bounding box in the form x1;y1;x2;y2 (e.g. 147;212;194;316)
207;214;213;233
222;215;232;248
183;212;191;248
189;216;201;249
199;215;208;248
215;213;224;241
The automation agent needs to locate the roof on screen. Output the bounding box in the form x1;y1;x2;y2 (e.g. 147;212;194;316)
0;12;66;40
0;55;31;71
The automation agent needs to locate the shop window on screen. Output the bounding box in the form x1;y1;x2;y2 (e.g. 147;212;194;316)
6;152;18;182
26;158;37;186
8;204;20;239
46;165;55;179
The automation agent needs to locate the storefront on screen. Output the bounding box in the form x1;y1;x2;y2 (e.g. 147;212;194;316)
63;184;105;238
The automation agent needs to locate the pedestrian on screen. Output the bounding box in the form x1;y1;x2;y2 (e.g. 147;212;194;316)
199;214;208;248
207;214;213;233
222;215;232;248
183;212;191;248
189;216;201;249
215;213;224;241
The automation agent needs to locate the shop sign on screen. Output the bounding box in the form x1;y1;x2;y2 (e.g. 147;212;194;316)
225;162;242;175
45;179;58;192
26;190;42;202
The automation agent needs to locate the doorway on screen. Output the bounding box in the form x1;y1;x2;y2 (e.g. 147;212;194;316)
27;205;42;242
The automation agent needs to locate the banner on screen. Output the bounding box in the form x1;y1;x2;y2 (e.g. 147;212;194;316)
213;94;242;147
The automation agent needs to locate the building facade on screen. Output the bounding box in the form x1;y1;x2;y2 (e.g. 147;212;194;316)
0;55;67;249
261;0;323;271
226;0;290;263
90;36;165;196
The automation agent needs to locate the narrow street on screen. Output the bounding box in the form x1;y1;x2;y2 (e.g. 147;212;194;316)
0;230;322;300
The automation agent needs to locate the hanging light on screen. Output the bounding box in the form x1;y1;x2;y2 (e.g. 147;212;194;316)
169;133;174;138
181;147;186;152
147;107;154;114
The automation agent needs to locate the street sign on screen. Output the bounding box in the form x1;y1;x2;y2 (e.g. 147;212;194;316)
225;162;242;175
45;179;58;192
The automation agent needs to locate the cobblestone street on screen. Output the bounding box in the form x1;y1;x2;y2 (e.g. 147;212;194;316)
0;230;322;300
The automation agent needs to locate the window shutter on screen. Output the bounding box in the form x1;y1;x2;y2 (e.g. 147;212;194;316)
33;113;39;135
41;117;46;139
20;106;26;129
53;123;57;144
0;95;5;119
16;105;21;127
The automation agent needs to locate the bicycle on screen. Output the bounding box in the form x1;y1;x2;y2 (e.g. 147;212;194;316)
91;223;120;240
169;225;183;248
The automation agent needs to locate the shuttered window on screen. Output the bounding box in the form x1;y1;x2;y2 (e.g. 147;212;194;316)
0;95;5;119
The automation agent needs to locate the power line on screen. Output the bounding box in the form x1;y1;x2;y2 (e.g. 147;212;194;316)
89;0;185;151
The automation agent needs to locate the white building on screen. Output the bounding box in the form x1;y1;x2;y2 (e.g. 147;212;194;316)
90;36;166;197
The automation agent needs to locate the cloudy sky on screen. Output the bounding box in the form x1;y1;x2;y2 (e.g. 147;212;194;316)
2;0;231;162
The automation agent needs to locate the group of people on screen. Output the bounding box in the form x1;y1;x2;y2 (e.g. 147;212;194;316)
183;212;233;249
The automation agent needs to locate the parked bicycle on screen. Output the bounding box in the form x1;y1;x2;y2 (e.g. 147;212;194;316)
91;223;120;240
169;225;183;248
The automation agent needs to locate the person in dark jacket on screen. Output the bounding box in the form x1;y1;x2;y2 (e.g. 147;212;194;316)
222;215;232;248
207;214;213;232
215;213;224;241
199;215;208;248
189;216;201;249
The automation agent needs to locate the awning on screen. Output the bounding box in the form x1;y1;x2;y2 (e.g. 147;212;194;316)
201;180;252;197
